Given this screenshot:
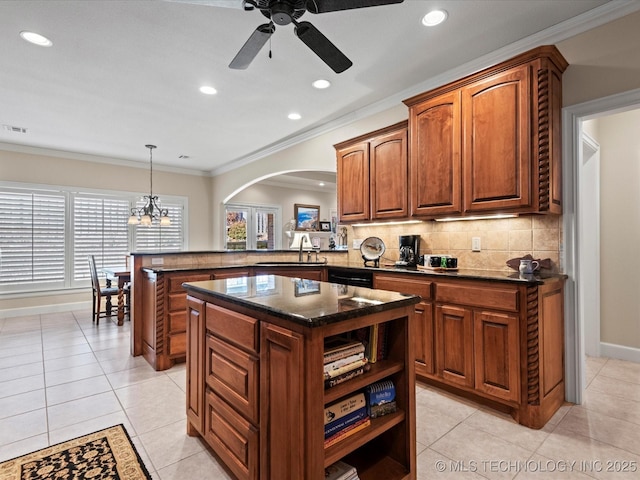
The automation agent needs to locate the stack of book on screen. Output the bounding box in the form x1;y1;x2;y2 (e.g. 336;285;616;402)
352;322;389;363
324;392;370;448
324;338;368;388
324;460;359;480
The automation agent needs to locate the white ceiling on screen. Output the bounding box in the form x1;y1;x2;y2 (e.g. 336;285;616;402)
0;0;626;176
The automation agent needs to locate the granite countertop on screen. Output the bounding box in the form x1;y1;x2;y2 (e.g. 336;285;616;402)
182;276;420;327
142;262;565;284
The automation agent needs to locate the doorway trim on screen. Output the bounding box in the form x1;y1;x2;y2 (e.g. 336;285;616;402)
562;87;640;404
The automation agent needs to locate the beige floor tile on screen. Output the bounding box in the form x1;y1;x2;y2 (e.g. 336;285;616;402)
0;408;47;447
130;435;157;478
0;373;44;399
47;411;137;445
0;332;41;349
124;395;186;435
0;389;46;420
156;450;234;480
46;375;112;405
113;376;184;409
0;343;42;360
579;388;640;426
138;420;205;470
417;447;487;479
0;433;49;463
513;453;601;479
0;351;43;370
556;407;640;456
416;383;480;422
44;352;98;372
431;423;534;480
585;356;608;386
544;403;572;426
0;361;42;383
536;425;640;479
44;362;105;387
47;391;123;431
166;365;187;392
598;358;640;385
99;354;149;374
43;343;93;360
587;374;640;402
462;408;553;452
416;404;461;447
106;364;165;389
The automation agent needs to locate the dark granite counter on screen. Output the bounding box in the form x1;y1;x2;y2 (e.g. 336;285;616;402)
183;275;420;327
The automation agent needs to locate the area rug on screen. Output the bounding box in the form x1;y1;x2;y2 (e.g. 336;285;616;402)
0;424;152;480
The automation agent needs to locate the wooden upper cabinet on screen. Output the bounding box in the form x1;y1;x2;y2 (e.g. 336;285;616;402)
404;45;567;218
462;64;531;212
336;141;370;222
409;90;461;216
335;121;408;223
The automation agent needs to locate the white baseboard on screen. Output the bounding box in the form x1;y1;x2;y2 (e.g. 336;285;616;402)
600;342;640;363
0;301;91;319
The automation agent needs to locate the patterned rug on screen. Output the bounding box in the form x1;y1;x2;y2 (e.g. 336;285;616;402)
0;424;152;480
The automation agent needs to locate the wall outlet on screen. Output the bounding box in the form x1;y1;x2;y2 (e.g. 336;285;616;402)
353;239;363;249
151;257;164;265
471;237;481;252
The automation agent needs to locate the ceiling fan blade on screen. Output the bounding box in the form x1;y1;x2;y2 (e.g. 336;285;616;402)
294;21;352;74
305;0;403;14
229;23;275;70
164;0;244;8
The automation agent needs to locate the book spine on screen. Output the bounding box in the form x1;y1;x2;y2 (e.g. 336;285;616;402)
324;407;367;439
369;325;378;363
323;352;365;373
323;358;367;380
323;343;365;364
324;367;364;389
324;417;371;448
365;380;395;405
324;392;366;425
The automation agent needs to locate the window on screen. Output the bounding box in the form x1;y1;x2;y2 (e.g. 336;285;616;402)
225;204;280;250
0;188;66;289
0;182;187;293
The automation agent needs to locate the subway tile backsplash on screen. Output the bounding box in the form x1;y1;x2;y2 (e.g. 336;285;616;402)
347;215;562;272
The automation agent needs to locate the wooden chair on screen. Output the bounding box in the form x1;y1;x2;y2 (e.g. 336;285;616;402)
88;255;118;324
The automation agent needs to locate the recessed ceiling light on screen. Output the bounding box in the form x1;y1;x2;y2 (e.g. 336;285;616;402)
20;31;52;47
319;182;325;187
421;9;447;27
199;85;217;95
312;79;331;89
288;113;301;120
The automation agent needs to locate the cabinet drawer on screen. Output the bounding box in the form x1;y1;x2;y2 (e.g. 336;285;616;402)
206;304;259;354
168;292;187;312
205;390;258;480
206;335;258;424
168;274;211;293
436;282;519;312
374;274;432;300
167;332;186;357
168;312;186;334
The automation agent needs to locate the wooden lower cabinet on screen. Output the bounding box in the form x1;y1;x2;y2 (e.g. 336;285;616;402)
185;293;416;480
374;272;564;429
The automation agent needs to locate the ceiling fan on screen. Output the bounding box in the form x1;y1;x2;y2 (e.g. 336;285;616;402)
169;0;404;73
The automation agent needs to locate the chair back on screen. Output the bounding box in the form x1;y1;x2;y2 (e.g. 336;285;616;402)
88;255;100;293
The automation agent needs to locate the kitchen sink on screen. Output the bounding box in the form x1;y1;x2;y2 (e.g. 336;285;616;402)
254;261;327;266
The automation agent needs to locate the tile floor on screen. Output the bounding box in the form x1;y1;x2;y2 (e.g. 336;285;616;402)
1;310;640;479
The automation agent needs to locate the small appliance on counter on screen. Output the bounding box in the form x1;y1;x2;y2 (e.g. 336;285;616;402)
395;235;419;268
360;237;385;268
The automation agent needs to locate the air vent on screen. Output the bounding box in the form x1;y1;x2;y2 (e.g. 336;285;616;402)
3;125;28;134
178;155;190;159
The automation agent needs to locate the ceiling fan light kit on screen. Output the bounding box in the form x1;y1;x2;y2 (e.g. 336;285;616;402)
190;0;405;73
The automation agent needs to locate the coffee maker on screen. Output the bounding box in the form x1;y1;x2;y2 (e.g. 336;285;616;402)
395;235;420;268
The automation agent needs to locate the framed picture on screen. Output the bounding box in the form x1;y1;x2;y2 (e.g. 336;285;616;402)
294;279;321;296
319;221;331;232
294;204;319;231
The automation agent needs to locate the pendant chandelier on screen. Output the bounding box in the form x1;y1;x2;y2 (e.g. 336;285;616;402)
128;144;170;226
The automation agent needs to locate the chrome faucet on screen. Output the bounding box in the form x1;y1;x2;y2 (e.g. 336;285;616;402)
298;235;307;262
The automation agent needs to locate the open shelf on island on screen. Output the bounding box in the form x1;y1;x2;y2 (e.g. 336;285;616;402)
324;410;405;467
324;360;403;404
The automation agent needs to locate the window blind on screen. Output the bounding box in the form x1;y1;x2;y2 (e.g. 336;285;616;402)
133;202;184;252
0;190;66;286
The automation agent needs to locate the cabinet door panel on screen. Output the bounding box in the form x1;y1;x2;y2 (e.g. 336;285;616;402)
186;296;205;433
462;65;531;212
370;128;408;219
414;302;434;376
337;143;370;222
410;90;462;216
436;304;474;387
474;311;519;402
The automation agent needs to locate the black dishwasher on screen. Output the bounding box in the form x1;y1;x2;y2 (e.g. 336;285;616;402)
327;268;373;288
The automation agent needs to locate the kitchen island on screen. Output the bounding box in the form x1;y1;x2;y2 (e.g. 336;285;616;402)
183;275;420;480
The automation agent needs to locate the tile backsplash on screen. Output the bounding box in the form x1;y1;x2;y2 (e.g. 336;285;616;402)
346;215;562;272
